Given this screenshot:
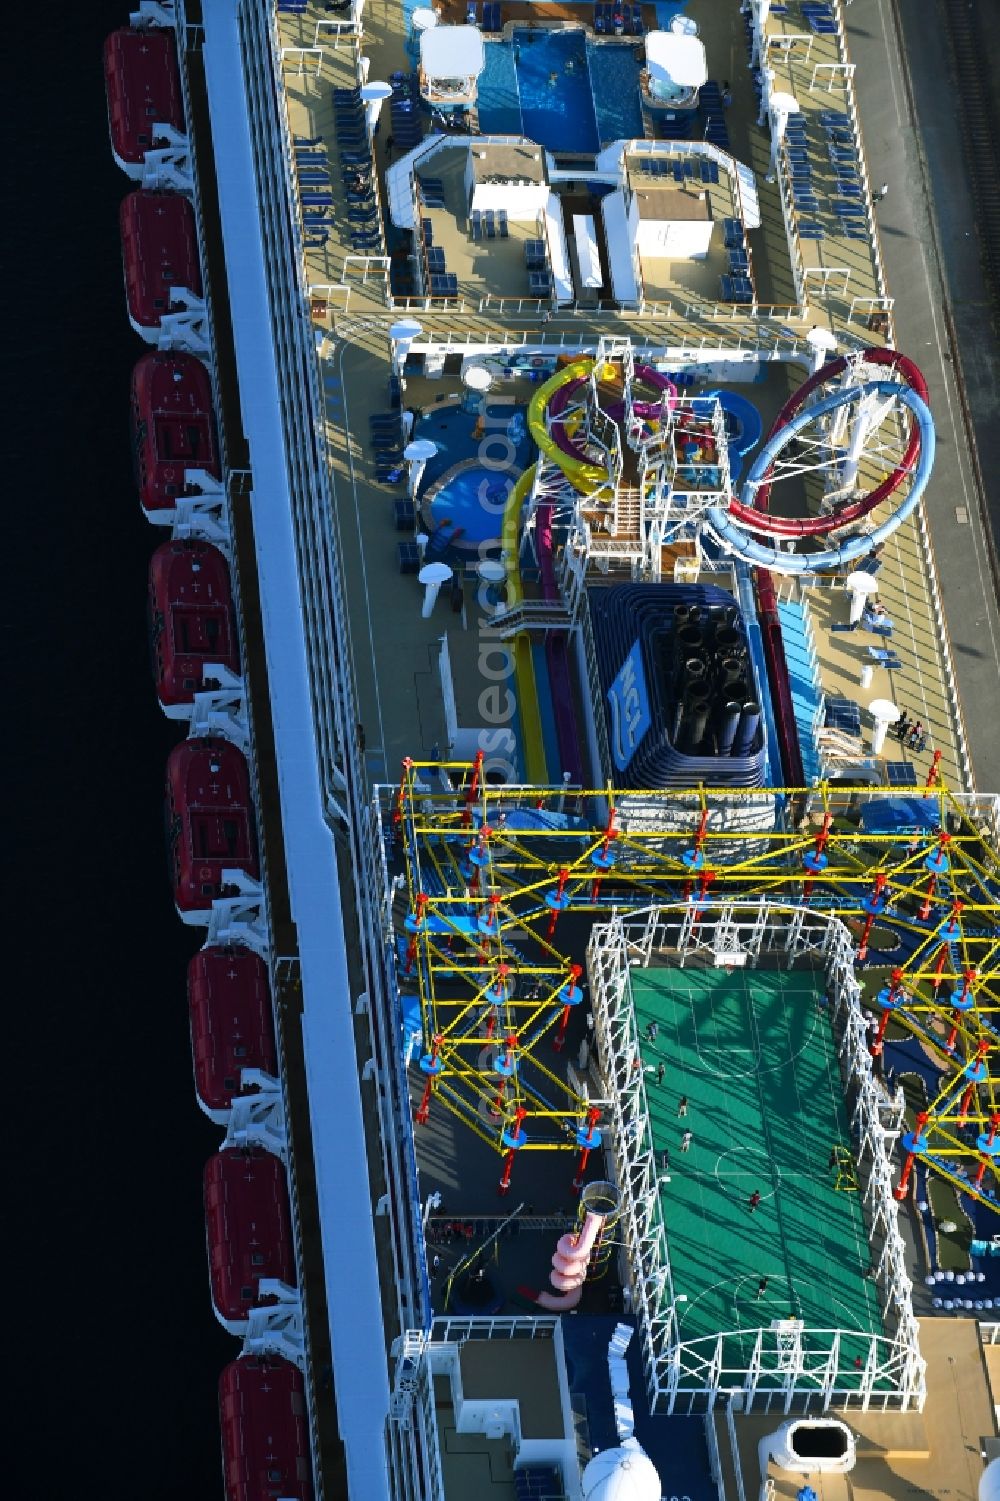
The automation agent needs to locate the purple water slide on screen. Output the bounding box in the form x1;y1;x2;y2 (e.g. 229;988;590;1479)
536;501;585;785
535;366;677;783
546;366;676;465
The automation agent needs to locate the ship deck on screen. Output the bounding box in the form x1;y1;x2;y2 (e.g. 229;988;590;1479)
277;0;971;789
632;962;883;1357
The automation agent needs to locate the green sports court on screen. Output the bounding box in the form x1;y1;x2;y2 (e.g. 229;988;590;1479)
633;965;884;1370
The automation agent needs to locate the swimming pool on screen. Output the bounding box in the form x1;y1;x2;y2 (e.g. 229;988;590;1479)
477;30;643;153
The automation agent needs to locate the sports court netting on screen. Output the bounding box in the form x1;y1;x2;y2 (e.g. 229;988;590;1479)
633;965;884;1369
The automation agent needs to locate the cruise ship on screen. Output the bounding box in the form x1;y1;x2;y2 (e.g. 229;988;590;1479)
104;2;1000;1499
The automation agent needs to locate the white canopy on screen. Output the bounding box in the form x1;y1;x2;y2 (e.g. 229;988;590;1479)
645;31;708;89
419;25;485;80
573;214;603;289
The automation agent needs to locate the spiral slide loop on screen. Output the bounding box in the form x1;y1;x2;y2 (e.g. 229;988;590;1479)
707;381;935;575
730;347;929;538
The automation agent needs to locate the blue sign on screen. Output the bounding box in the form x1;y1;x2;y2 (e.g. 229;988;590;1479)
607;640;651;772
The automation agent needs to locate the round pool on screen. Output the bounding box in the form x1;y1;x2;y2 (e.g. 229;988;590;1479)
426;464;514;552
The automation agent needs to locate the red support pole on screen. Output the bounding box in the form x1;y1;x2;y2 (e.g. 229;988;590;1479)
959;1040;989;1123
894;1111;927;1200
945;967;976;1051
924;749;943;793
494;1034;517;1116
919;832;951;920
690;870;715;933
975;1112;1000;1187
498;1106;527;1196
463;750;484;827
871;967;902;1057
393;756;413;826
591;807;618;900
553;964;583;1054
857;873;887;961
572;1107;602;1192
404;892;429;975
918;875;938;922
931;945;949;991
802;812;833;901
415;1033;443;1126
467;825;492;894
498;1147;517;1195
894;1151;917;1201
547;867;571;938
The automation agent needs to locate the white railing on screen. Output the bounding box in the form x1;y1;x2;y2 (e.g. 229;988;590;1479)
588;903;927;1415
429;1315;559;1343
726;1397;747;1501
703;1412;726;1501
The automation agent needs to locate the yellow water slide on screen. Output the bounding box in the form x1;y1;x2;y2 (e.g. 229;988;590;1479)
526;358;612;497
501;464;547;784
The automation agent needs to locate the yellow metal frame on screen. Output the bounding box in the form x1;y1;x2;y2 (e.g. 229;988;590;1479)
390;761;1000;1210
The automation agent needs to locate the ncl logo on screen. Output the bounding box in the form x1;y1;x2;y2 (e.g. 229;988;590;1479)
608;640;651;773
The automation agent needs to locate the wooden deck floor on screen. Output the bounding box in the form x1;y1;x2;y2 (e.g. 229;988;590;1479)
275;0;971;791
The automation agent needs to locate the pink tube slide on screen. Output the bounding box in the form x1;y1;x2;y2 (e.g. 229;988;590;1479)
534;1210;605;1312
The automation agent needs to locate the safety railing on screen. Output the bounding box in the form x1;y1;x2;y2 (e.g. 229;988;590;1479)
703;1411;726;1501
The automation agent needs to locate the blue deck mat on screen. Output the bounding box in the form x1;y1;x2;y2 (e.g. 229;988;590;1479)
778;599;823;783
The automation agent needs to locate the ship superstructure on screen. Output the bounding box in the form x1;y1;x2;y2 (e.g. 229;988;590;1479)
105;3;1000;1499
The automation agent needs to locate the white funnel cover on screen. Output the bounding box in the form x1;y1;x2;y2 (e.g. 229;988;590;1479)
759;1419;857;1476
582;1439;661;1501
981;1458;1000;1501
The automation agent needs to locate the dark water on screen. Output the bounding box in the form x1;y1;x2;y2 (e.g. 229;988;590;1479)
8;7;232;1495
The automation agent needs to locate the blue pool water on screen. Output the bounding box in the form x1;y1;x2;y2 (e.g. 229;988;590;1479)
515;30;599;153
428;467;515;548
477;31;643;153
588;42;645;143
415;401;533;552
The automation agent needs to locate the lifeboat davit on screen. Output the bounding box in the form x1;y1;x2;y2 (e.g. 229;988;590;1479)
204;1149;295;1334
165;737;258;923
149;540;238;713
132;352;220;519
187;946;276;1123
104;27;184;179
120;190;201;341
219;1357;313;1501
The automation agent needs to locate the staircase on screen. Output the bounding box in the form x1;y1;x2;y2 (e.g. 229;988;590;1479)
613;484;642;540
488;600;573;639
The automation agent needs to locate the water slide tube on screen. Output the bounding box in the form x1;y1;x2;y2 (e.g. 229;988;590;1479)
544;361;676;472
534;1210;605;1312
528;361;611;496
707;381;935;574
537;499;586;786
730;347;929;538
501;465;548;783
717;365;930;785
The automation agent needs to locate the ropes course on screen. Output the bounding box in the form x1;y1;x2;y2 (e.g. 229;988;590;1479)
388;755;1000;1212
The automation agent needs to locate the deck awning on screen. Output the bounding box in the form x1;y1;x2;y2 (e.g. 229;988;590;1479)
645;31;708;89
601;192;639;304
419;25;485;81
573;214;603;289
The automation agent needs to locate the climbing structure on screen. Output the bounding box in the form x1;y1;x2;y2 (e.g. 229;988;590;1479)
387;756;1000;1210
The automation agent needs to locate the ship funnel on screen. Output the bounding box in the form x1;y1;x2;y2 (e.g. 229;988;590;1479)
680;696;710;753
758;1420;856;1501
719;655;746;689
716;700;742;756
733;700;761;756
714;624;742;654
